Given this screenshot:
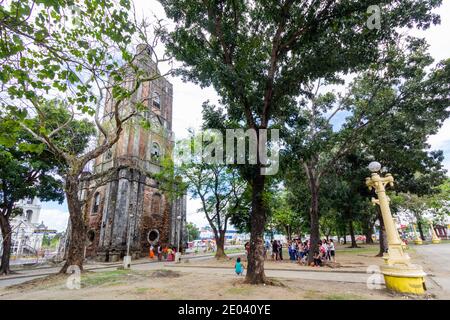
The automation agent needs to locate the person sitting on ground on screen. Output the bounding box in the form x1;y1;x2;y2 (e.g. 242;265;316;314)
162;245;169;260
313;250;322;267
167;246;173;261
235;257;245;276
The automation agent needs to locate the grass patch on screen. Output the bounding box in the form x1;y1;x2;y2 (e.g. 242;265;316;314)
81;269;136;287
303;290;321;299
324;293;365;300
337;246;380;255
226;286;254;295
135;287;150;294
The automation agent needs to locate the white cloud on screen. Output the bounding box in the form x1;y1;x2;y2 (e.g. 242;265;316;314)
39;209;69;232
428;118;450;150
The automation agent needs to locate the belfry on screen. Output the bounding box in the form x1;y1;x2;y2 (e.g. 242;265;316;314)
83;44;186;262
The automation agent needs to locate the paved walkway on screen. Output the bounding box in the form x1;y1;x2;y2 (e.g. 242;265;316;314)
414;243;450;298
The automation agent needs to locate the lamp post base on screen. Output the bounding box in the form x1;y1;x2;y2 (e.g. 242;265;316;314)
414;239;423;245
381;264;427;295
432;239;441;244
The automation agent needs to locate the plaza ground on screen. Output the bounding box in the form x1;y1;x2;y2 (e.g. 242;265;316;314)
0;242;449;300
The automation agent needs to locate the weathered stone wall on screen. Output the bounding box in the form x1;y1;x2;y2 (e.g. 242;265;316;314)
82;45;185;262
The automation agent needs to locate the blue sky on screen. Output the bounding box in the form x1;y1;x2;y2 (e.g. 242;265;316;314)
38;0;450;232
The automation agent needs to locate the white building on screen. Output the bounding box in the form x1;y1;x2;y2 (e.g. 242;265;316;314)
0;198;48;259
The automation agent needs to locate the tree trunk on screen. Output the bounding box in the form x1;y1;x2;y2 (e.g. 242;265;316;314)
308;184;320;265
364;228;374;244
0;213;12;275
348;220;358;248
285;225;292;241
60;176;86;273
362;220;374;244
245;173;267;284
214;231;227;259
376;207;388;257
417;221;425;241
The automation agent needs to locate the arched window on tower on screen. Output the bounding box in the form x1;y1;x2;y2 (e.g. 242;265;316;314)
152;91;161;109
26;210;33;222
151;142;161;162
92;192;100;214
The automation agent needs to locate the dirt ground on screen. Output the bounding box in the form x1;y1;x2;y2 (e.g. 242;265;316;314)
0;245;432;300
0;244;430;300
0;268;401;300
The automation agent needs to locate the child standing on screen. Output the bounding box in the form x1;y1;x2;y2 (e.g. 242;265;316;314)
235;257;245;275
329;239;336;262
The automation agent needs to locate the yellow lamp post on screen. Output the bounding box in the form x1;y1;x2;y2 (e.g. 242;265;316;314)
412;224;423;245
366;161;426;295
429;221;441;244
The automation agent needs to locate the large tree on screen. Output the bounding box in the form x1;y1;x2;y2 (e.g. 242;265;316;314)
0;0;170;272
170;140;247;258
159;0;443;283
284;37;449;263
0;118;67;275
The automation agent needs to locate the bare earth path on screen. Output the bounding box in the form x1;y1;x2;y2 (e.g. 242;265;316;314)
413;243;450;299
0;244;445;299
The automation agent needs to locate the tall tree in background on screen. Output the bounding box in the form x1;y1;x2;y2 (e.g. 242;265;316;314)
176;155;246;259
284;37;449;263
159;0;442;284
186;222;200;241
0;0;171;272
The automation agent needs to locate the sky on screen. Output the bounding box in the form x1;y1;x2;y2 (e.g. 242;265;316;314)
38;0;450;232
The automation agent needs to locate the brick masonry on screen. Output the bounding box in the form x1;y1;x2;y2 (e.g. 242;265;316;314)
83;45;186;262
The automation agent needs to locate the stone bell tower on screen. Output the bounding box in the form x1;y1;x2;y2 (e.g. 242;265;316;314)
84;44;186;262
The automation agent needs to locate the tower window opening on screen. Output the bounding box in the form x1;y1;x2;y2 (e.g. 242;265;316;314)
92;192;100;214
26;210;33;222
151;142;161;162
152;92;161;109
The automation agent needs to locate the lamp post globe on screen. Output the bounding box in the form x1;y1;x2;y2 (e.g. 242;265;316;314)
368;161;382;173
